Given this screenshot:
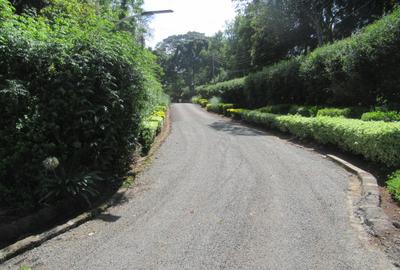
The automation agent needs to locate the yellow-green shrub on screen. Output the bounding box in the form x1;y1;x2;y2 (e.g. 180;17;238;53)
236;110;400;167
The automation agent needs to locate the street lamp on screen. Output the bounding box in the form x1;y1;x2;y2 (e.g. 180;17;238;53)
117;9;173;25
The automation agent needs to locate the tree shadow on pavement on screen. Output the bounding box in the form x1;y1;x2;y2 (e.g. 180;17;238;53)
208;121;265;136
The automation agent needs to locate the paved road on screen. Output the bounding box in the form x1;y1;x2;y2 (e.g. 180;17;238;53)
4;104;393;270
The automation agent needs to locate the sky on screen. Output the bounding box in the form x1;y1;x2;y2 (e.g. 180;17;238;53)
143;0;237;48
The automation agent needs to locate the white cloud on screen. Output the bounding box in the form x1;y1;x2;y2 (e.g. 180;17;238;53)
143;0;236;47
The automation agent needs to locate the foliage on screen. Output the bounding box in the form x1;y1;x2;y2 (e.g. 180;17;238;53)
192;98;209;108
195;8;400;108
361;111;400;122
196;78;246;106
206;103;235;116
154;32;209;101
138;106;167;155
0;0;165;207
386;170;400;202
317;108;351;118
233;110;400;167
227;108;246;119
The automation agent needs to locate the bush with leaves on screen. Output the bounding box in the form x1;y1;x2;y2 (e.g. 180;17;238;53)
206;103;235;116
0;0;166;208
361;111;400;122
195;8;400;109
234;110;400;167
386;170;400;202
139;106;167;155
196;78;246;106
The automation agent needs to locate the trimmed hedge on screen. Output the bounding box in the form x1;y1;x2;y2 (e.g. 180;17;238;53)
139;106;168;155
195;8;400;108
317;108;351;118
195;78;246;106
361;111;400;122
206;103;235;116
234;110;400;167
387;170;400;202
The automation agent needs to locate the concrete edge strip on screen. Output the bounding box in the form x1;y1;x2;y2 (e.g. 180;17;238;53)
326;154;395;236
0;109;171;264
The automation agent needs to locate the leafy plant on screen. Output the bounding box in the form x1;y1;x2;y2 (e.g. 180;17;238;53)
317;108;351;118
386;170;400;202
234;110;400;167
361;111;400;122
0;0;166;207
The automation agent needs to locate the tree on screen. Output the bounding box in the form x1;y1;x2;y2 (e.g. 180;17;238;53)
155;32;209;101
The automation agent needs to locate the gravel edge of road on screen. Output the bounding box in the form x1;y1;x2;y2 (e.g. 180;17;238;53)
0;109;172;264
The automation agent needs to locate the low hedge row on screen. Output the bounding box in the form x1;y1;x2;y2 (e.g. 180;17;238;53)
387;170;400;202
195;8;400;108
233;110;400;167
192;97;209;107
361;111;400;122
138;106;168;155
206;103;235;116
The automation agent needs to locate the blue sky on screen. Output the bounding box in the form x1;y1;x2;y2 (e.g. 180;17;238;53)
143;0;236;47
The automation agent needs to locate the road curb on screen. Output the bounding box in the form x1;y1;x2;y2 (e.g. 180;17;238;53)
326;155;395;236
0;109;171;264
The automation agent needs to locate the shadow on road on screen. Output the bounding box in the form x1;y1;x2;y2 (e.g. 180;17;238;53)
95;213;121;223
208;121;265;136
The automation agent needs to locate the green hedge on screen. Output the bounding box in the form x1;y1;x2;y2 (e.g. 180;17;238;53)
387;170;400;202
0;0;167;207
139;107;167;155
195;78;246;106
206;103;235;116
192;97;209;107
195;8;400;108
317;108;352;118
361;111;400;122
234;110;400;167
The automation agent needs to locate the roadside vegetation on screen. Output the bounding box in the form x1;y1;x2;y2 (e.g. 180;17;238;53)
0;0;168;209
191;5;400;202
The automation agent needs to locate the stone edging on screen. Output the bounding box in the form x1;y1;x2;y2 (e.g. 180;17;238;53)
0;109;172;264
326;155;395;236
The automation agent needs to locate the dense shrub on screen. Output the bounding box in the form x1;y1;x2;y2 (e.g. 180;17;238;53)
387;170;400;202
195;78;246;106
191;96;201;104
245;58;304;108
288;105;320;117
0;0;166;207
206;103;235;115
235;110;400;167
139;106;168;155
192;98;209;107
361;111;400;122
194;8;400;108
317;108;352;118
227;108;246;119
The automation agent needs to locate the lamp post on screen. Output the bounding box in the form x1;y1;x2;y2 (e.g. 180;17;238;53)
117;9;173;25
116;9;173;46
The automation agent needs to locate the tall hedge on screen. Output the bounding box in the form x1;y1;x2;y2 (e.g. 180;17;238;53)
0;0;166;207
195;7;400;108
195;77;246;107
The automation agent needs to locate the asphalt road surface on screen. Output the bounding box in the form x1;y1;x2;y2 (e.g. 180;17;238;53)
4;103;393;270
